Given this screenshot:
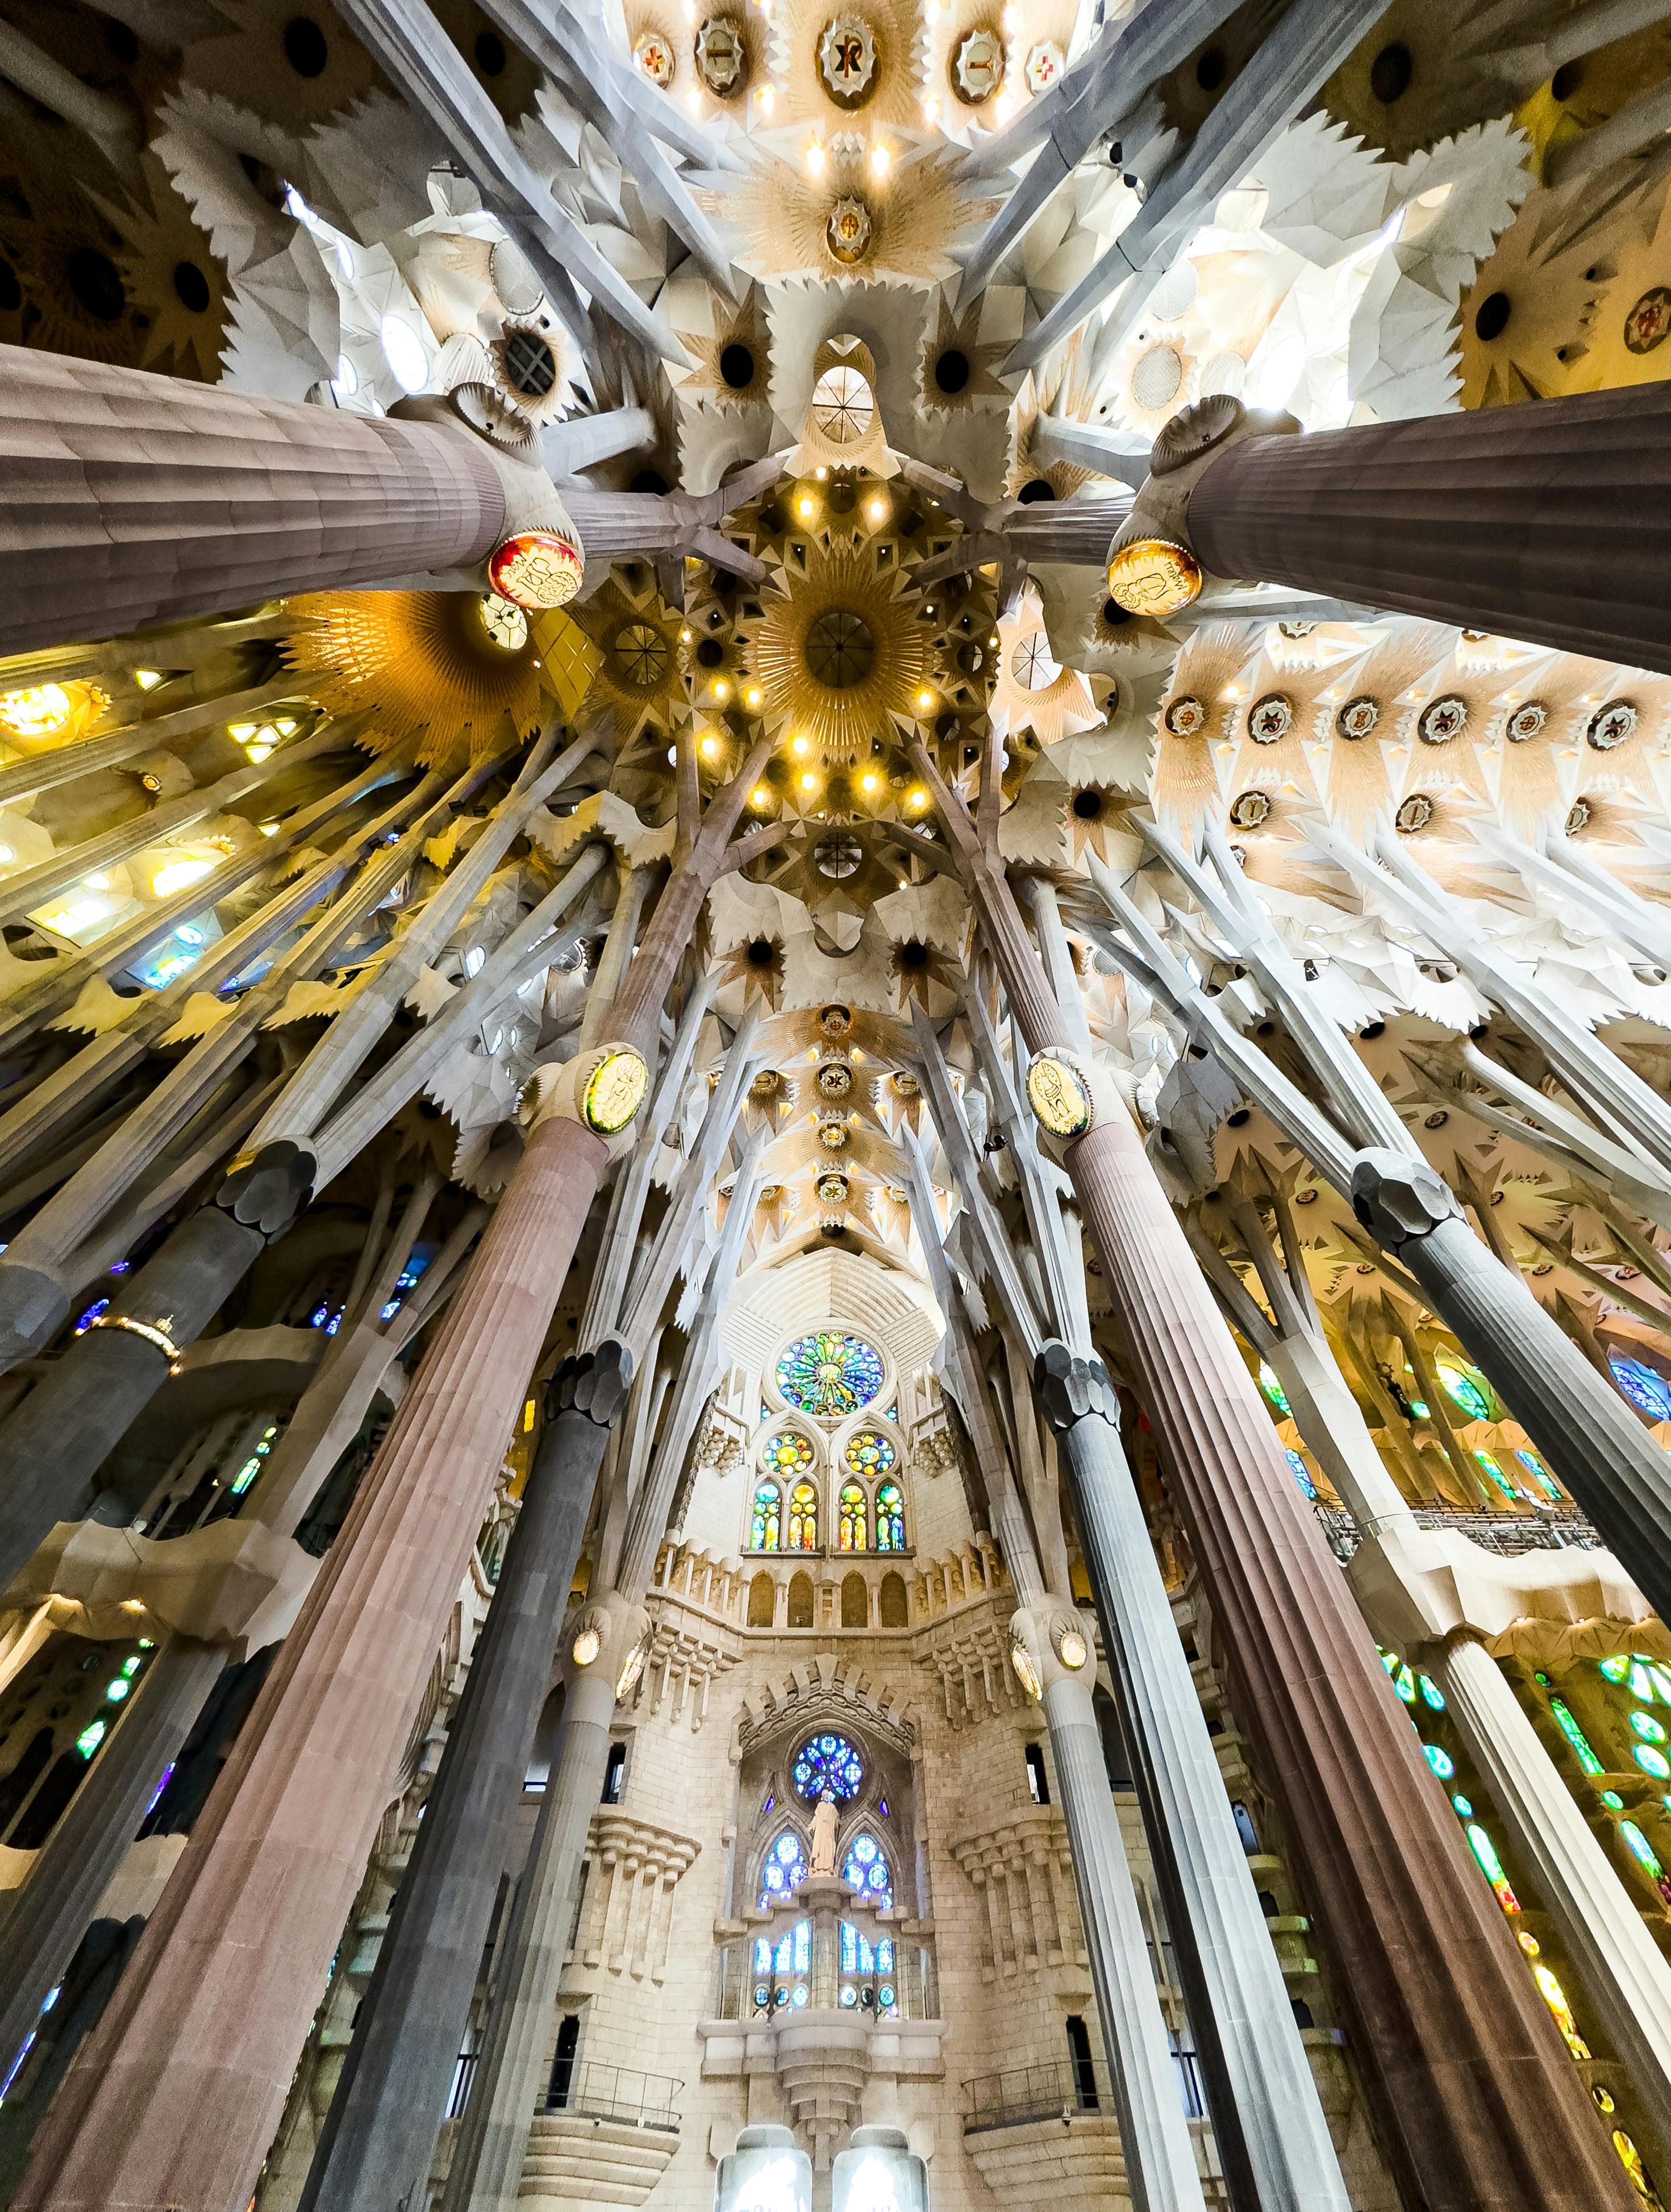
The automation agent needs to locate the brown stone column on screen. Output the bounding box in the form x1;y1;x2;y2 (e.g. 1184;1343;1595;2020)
0;345;507;654
11;1108;609;2212
1185;385;1671;674
909;742;1636;2212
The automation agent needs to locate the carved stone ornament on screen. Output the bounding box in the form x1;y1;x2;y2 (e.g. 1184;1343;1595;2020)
1349;1147;1463;1253
818;1117;851;1149
1395;792;1434;833
633;27;677;85
1505;700;1548;741
1228;788;1270;829
1587;699;1637;750
1336;695;1381;740
547;1336;636;1427
1247;692;1294;743
817;1060;853;1097
951;26;1003;102
1025;1048;1093;1140
1149;393;1246;478
214;1140;316;1240
1417;694;1468;744
695;15;747;93
1033;1339;1120;1434
1106;538;1202;618
816;1172;849;1202
818;11;877;104
826;196;874;266
1023;39;1065;93
1164;694;1207;737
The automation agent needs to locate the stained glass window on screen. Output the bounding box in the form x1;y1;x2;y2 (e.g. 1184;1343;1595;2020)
1619;1821;1671;1906
1285;1448;1317;1501
751;1481;781;1551
843;1430;897;1480
1473;1451;1517;1501
1465;1823;1520;1913
1548;1697;1605;1775
838;1482;866;1551
794;1732;864;1801
1516;1448;1562;1501
787;1480;818;1550
875;1481;905;1551
754;1919;812;1990
1438;1364;1491;1420
776;1331;885;1417
843;1831;892;1907
1257;1361;1291;1414
1611;1354;1671;1420
762;1431;815;1480
759;1828;808;1906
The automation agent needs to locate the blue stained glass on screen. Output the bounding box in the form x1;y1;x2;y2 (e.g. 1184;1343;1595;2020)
1439;1365;1491;1420
793;1732;864;1802
877;1938;894;1972
74;1298;109;1336
1285;1448;1317;1501
1516;1449;1562;1501
1610;1354;1671;1420
841;1922;876;1973
843;1832;893;1907
759;1828;808;1906
1424;1743;1455;1779
776;1331;885;1417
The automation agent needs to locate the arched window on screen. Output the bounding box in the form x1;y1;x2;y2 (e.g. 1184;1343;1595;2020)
753;1918;812;2007
878;1571;908;1627
841;1572;868;1627
787;1481;819;1550
874;1482;905;1551
838;1482;866;1551
787;1571;815;1628
1436;1362;1491;1420
793;1732;864;1802
751;1482;781;1552
747;1571;776;1626
1610;1353;1671;1421
759;1827;809;1907
762;1431;815;1480
843;1830;892;1908
839;1921;895;1977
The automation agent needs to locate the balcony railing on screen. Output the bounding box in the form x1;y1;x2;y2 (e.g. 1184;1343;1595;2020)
964;2060;1103;2131
542;2061;682;2131
1315;1505;1601;1565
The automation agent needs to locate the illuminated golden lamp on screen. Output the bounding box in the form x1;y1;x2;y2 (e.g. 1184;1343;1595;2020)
0;684;73;742
800;772;817;791
700;733;720;757
792;734;810;757
909;787;928;809
746;686;762;708
916;689;934;710
798;495;816;519
582;1047;649;1135
751;786;770;808
681;626;693;641
1105;537;1203;619
866;497;887;523
714;680;730;702
869;142;890;177
806;139;826;174
860;772;878;793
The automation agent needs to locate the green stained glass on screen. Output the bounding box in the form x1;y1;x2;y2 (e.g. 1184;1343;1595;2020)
1440;1364;1491;1420
1423;1743;1455;1779
1394;1664;1418;1704
1619;1821;1671;1910
1419;1674;1445;1710
75;1720;106;1759
1636;1746;1671;1780
1474;1451;1516;1499
1631;1711;1668;1744
1257;1361;1291;1414
842;1430;896;1480
1630;1661;1659;1703
1601;1655;1632;1684
762;1431;815;1478
776;1331;885;1417
1603;1791;1626;1809
1452;1793;1474;1817
1465;1823;1520;1912
1549;1697;1606;1775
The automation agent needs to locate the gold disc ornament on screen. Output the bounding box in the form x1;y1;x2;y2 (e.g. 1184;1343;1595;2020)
1105;539;1202;619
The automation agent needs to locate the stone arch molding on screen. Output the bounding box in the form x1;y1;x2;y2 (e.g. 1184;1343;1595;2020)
722;1249;943;1381
734;1654;918;1765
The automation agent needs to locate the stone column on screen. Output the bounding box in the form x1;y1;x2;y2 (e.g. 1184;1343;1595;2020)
441;1599;643;2212
0;1638;223;2076
11;1106;614;2212
0;345;507;654
1434;1633;1671;2164
0;1144;315;1591
1035;1342;1351;2212
1036;1660;1209;2212
298;1342;632;2212
1349;1150;1671;1628
1178;388;1671;674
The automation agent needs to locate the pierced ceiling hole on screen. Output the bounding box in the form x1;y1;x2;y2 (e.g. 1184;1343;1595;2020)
1072;789;1104;820
1195;46;1226;91
474;29;506;73
1017;478;1056;503
720;341;756;388
66;248;124;323
102;17;139;60
631;468;670;494
172;261;210;313
1101;598;1132;628
0;259;18;313
1474;291;1511;342
899;940;930;968
282;16;328;74
503;328;556;397
933;348;970;393
1551;59;1583;100
1369;42;1411;102
746;936;776;968
695;637;726;668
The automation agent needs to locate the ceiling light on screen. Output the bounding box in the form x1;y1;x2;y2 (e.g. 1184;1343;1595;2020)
747;686;762;707
752;787;770;807
801;772;817;791
798;495;815;519
806;141;826;175
701;734;720;757
870;143;890;178
793;735;810;756
861;772;878;793
866;497;887;522
134;669;162;691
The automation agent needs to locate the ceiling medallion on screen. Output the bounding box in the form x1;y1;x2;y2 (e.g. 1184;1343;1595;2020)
1164;694;1207;738
1504;701;1548;742
891;1069;919;1097
1023;40;1065;92
816;1171;850;1201
820;1003;853;1036
694;15;746;93
1625;287;1671;355
1247;693;1293;743
1566;797;1593;834
749;1068;781;1098
1587;699;1638;750
582;1048;650;1135
1417;694;1468;744
814;835;863;878
1010;634;1062;692
1395;792;1435;833
817;1060;854;1097
818;1117;851;1149
810;363;876;443
487;531;584;610
951;26;1003;102
1228;789;1270;828
826;196;874;266
751;539;930;762
632;27;676;85
1026;1051;1091;1140
1106;538;1202;618
1335;695;1380;740
818;12;878;105
806;609;876;688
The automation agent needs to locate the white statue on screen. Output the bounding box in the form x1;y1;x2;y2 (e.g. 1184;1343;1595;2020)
810;1787;839;1876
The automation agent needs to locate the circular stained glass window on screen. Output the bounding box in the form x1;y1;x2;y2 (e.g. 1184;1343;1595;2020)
777;1331;885;1417
762;1431;815;1478
793;1731;865;1801
843;1430;896;1479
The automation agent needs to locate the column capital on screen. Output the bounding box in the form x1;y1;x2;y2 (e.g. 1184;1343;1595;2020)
1349;1147;1463;1253
211;1140;316;1242
546;1337;635;1428
1033;1339;1120;1435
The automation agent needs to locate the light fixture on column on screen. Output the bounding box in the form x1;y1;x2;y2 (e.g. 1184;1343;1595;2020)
715;2122;812;2212
832;2124;929;2212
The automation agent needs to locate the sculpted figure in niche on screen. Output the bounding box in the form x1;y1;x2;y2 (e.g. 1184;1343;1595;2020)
811;1787;839;1875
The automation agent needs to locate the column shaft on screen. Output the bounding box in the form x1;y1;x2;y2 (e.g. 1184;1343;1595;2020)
1041;1673;1209;2212
1045;1358;1349;2212
12;1109;610;2212
0;1639;222;2074
1436;1636;1671;2161
1186;387;1671;674
441;1665;618;2212
299;1361;626;2212
0;345;506;653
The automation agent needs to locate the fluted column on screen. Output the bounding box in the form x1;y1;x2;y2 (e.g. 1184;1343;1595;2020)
298;1342;632;2212
12;1107;611;2212
1183;386;1671;674
1434;1633;1671;2164
0;345;507;653
1035;1343;1349;2212
0;1639;223;2078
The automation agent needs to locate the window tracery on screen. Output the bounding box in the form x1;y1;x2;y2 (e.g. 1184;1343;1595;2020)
750;1481;781;1552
